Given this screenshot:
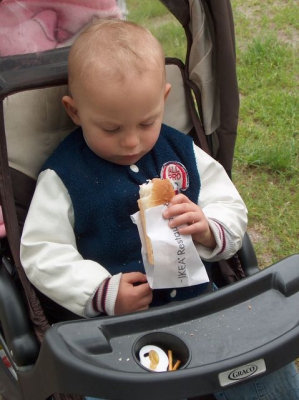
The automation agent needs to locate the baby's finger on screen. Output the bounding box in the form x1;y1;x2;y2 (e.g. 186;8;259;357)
168;193;191;205
163;202;194;219
135;286;153;310
135;282;152;297
177;221;201;235
124;272;148;285
168;211;197;228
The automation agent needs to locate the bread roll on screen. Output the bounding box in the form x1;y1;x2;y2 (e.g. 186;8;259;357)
138;178;175;265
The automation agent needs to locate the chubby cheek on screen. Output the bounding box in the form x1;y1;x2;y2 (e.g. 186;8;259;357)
144;127;160;149
83;132;115;158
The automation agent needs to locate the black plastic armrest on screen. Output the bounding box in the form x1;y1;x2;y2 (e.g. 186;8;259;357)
0;258;39;366
238;232;260;276
25;255;299;400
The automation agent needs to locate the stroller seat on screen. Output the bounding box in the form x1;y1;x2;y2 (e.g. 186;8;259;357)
3;60;195;233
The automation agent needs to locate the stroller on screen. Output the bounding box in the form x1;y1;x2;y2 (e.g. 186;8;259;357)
0;0;299;399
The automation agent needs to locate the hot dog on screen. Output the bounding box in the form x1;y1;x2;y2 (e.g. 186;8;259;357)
137;178;175;265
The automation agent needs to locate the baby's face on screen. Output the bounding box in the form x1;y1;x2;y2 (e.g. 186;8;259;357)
73;72;170;165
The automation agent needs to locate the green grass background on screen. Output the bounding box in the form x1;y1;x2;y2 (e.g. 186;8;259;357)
126;0;299;268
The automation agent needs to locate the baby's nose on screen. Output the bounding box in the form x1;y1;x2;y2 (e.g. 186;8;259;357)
121;131;140;148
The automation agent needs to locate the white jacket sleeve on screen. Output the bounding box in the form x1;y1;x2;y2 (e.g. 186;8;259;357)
20;169;121;317
193;144;248;261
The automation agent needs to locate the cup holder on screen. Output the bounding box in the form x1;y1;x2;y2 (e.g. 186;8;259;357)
133;332;191;372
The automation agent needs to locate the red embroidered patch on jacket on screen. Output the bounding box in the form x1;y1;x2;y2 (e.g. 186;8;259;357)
161;161;189;193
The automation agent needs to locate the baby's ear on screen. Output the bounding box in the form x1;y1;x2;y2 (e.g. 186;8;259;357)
62;95;81;126
164;83;171;101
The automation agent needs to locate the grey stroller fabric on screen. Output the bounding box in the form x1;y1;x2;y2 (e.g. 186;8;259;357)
161;0;239;173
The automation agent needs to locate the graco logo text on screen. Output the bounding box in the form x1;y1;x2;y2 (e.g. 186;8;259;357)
228;365;258;381
219;359;266;387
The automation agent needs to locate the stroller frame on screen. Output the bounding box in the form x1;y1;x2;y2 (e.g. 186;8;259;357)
0;1;298;399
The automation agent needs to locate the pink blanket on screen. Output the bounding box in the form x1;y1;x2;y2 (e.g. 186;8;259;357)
0;0;125;56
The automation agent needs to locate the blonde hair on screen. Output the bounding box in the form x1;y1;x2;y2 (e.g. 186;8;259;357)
68;19;166;95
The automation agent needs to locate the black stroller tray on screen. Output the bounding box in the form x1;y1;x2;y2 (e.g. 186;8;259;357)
19;254;299;400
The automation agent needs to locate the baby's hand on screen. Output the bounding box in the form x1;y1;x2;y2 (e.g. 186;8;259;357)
114;272;152;315
162;194;216;249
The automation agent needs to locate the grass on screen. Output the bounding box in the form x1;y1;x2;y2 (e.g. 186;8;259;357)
236;36;298;174
125;1;186;60
126;0;299;268
231;0;299;266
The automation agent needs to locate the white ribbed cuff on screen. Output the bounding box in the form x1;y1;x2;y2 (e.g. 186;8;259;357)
93;273;122;315
84;273;122;318
195;219;234;261
103;273;122;316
